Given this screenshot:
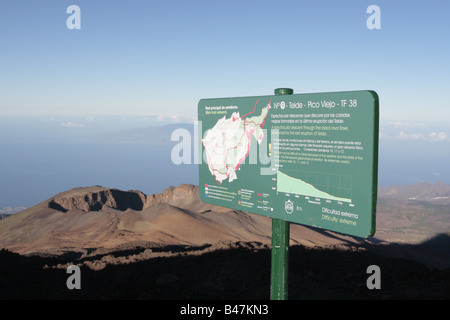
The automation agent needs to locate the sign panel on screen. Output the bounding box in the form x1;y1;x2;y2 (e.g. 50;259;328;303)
198;90;379;238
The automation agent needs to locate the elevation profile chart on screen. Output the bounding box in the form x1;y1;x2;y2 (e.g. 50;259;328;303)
276;170;352;203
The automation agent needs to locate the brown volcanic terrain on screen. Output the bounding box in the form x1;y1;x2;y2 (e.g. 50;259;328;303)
0;184;370;255
0;183;449;299
377;183;450;244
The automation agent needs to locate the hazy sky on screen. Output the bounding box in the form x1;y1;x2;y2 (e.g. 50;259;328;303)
1;0;449;122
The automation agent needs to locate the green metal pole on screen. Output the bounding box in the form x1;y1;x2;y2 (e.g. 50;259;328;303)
270;88;293;300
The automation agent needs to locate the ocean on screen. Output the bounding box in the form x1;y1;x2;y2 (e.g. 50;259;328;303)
0;115;449;207
0;115;198;207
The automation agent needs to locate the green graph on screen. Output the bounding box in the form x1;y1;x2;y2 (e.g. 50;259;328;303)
277;171;352;203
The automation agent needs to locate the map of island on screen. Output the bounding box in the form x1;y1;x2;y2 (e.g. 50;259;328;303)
202;98;270;184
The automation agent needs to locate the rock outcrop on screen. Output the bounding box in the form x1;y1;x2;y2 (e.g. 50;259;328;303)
48;186;148;212
0;184;368;255
0;184;449;270
46;184;203;213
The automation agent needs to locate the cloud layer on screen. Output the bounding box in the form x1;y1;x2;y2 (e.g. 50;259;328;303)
380;122;449;142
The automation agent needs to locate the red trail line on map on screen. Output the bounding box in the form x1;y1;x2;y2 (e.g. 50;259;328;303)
202;98;271;185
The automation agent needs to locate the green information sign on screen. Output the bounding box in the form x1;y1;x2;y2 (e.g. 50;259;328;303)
198;90;379;238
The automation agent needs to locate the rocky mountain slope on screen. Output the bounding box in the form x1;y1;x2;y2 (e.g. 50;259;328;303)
376;182;450;244
0;183;448;299
0;184;368;255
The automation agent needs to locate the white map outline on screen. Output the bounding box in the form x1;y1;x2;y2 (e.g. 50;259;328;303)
202;98;271;184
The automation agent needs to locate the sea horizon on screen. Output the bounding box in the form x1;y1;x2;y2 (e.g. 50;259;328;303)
0;114;449;207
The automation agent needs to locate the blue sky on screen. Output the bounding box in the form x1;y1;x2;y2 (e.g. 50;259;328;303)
0;1;450;206
0;0;449;122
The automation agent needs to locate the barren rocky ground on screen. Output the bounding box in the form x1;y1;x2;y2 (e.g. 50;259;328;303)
0;184;449;300
0;240;448;300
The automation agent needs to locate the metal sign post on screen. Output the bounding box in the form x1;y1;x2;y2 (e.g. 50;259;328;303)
270;88;293;300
